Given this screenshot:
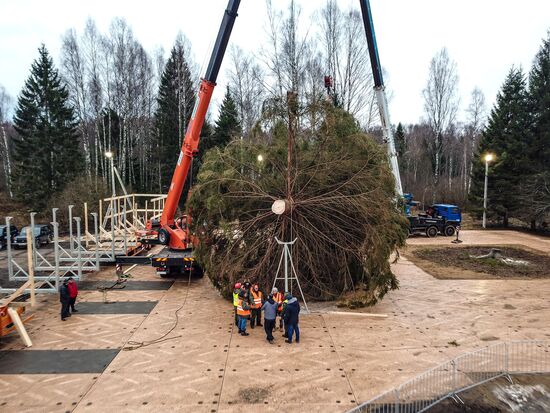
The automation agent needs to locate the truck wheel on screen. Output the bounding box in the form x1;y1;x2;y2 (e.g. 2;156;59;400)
158;229;170;245
426;226;438;238
444;226;456;237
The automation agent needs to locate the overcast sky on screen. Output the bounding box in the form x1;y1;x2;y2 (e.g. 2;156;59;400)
1;0;549;125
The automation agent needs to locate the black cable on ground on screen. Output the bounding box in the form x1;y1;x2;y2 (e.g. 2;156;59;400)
98;278;127;291
123;269;192;351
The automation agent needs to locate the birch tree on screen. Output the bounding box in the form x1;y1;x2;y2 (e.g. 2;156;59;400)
0;85;13;196
423;48;459;201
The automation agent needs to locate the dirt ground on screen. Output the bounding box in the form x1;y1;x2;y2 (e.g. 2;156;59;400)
427;374;550;412
406;245;550;280
1;229;550;412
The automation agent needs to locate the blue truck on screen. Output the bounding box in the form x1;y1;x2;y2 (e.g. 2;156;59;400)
405;195;462;237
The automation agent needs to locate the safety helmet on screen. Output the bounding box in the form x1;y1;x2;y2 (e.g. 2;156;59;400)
235;282;241;289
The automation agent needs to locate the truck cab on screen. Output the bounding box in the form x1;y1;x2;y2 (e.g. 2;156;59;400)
431;204;462;224
407;202;462;238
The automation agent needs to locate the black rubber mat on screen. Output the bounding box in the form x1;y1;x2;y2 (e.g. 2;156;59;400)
74;301;157;314
0;349;119;374
78;280;173;291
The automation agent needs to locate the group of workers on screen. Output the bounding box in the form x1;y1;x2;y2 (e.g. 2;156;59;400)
233;281;300;344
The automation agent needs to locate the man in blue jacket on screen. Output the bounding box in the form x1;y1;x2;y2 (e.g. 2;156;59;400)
283;293;300;344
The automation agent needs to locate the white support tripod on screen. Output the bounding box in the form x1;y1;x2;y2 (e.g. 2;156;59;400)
271;237;309;313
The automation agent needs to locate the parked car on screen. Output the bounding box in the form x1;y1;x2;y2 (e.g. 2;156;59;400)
0;224;19;249
12;225;53;249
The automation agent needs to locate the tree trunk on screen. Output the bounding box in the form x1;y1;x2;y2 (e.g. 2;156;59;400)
0;124;13;197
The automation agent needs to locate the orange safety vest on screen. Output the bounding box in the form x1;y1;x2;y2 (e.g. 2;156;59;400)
251;290;263;309
237;298;251;316
273;292;284;311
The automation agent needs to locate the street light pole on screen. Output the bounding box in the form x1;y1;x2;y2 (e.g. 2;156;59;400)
106;152;116;198
482;153;494;229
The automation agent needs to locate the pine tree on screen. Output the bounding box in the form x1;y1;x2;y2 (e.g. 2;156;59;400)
469;68;533;227
153;40;195;192
204;87;240;153
13;45;82;209
394;122;406;159
528;31;550;173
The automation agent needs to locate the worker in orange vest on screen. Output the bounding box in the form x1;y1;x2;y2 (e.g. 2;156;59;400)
250;284;263;328
272;287;285;331
236;291;251;336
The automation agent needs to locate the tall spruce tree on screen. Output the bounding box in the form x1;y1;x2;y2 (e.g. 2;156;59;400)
153;40;195;193
13;45;82;209
469;67;533;226
205;87;240;152
528;32;550;173
394;122;406;159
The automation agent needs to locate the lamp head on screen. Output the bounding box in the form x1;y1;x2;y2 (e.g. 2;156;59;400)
105;151;113;159
484;153;494;163
257;154;264;162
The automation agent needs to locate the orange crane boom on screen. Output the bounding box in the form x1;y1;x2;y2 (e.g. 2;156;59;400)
157;0;241;250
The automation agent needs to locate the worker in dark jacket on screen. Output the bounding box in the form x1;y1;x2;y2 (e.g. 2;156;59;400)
59;280;71;321
281;292;290;338
284;293;300;344
262;292;279;343
67;277;79;313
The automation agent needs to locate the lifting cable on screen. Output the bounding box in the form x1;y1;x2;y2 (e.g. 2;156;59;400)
123;268;192;351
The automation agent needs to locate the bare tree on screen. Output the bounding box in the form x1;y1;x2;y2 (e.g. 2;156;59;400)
61;28;92;176
319;1;377;128
0;85;13;196
227;46;265;138
423;48;459;201
464;87;486;192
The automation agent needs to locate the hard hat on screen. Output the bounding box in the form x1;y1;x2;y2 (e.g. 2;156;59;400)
235;282;241;289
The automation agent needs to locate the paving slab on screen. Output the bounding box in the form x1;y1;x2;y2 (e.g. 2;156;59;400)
74;301;158;314
0;349;119;374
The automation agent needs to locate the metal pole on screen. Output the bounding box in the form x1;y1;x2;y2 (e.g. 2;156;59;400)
111;204;115;259
52;207;58;225
123;203;128;254
30;212;37;267
6;216;13;280
75;217;82;279
145;200;148;223
110;157;116;198
483;160;489;229
53;221;60;291
91;213;100;270
284;244;289;293
84;202;89;248
68;204;74;253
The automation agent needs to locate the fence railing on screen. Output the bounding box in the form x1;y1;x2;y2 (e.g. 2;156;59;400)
348;340;550;413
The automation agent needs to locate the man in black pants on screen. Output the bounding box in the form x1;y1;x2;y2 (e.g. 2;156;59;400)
59;280;71;321
261;292;279;344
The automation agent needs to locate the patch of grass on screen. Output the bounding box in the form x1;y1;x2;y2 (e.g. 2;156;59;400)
448;340;460;347
411;246;550;279
237;387;270;404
